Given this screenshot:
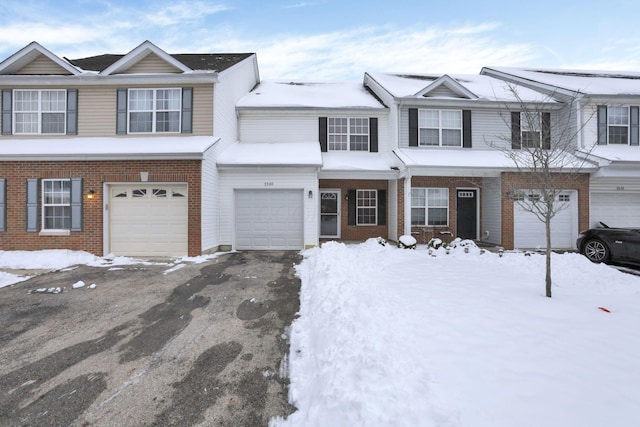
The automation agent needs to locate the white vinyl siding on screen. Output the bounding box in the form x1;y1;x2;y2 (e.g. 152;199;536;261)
481;177;502;245
200;144;218;251
400;108;510;149
238;110;390;152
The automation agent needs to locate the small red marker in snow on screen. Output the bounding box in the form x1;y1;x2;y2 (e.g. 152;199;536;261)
598;307;611;313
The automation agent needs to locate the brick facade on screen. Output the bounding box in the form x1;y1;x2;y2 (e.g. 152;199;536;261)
0;160;202;256
500;172;590;250
409;175;483;244
319;179;389;242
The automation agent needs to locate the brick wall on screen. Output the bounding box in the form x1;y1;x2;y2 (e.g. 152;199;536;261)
319;179;389;242
0;160;202;256
500;172;590;250
409;175;483;244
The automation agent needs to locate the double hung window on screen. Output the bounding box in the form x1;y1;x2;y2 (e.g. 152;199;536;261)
42;179;71;230
411;188;449;226
418;109;462;147
356;190;377;225
13;89;66;134
328;117;369;151
128;88;181;133
607;106;629;145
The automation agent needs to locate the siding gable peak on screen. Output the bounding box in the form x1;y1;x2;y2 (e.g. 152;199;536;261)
0;41;80;76
101;40;191;75
415;74;478;99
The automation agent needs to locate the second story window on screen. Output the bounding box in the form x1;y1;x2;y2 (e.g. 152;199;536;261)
13;89;66;134
607;106;629;144
418;109;462;147
597;105;640;146
521;112;541;148
328;117;369;151
128;88;181;133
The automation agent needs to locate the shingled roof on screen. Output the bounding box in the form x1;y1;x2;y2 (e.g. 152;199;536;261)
66;52;254;73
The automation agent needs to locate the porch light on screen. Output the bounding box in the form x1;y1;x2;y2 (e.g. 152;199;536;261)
308;190;313;199
87;189;96;200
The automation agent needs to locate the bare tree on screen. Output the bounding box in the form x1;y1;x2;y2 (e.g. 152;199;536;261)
489;85;595;298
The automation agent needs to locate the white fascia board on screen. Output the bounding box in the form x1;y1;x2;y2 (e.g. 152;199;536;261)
235;105;388;112
0;152;206;161
318;169;400;180
480;67;580;98
415;75;478;99
0;73;219;85
397;97;562;110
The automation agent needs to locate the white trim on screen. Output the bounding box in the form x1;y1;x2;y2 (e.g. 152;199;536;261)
0;41;81;75
415;74;478;99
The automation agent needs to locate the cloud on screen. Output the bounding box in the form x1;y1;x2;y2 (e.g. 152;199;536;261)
145;1;230;26
281;2;316;8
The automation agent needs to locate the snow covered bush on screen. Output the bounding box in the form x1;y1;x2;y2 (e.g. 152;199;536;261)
427;238;444;249
397;235;417;249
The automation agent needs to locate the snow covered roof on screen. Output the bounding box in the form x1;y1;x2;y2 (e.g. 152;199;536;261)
395;148;597;174
579;145;640;163
321;152;402;172
366;72;553;103
482;66;640;96
0;136;217;160
217;141;323;167
237;80;386;109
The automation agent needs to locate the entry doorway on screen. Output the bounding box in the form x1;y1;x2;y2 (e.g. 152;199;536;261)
320;190;340;238
456;189;478;239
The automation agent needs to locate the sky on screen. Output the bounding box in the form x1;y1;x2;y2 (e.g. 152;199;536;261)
2;0;640;80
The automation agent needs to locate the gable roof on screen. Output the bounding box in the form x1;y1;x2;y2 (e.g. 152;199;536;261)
365;72;551;103
415;74;478;99
66;41;253;75
0;41;80;75
481;66;640;97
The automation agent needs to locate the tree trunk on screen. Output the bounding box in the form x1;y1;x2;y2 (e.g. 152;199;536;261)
545;217;552;298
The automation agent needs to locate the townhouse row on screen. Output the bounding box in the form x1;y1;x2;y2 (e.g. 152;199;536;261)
0;41;638;256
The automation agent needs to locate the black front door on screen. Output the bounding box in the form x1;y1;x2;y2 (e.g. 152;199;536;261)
456;189;477;239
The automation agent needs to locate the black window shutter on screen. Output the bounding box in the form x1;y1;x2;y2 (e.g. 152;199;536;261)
597;105;607;145
0;178;5;232
319;117;328;152
2;89;12;135
631;106;639;146
542;112;551;149
116;88;127;134
347;189;356;225
409;108;418;147
377;189;386;226
181;87;193;134
66;89;78;135
369;117;378;152
511;112;521;149
462;110;472;148
26;179;39;232
70;178;83;232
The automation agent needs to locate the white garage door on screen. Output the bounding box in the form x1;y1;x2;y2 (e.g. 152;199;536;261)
591;192;640;228
109;185;188;256
235;190;303;250
514;191;577;249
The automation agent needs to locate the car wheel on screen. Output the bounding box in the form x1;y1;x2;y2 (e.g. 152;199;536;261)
583;239;610;263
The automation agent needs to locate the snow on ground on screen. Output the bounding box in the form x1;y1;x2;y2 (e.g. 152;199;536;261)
0;250;222;289
274;239;640;427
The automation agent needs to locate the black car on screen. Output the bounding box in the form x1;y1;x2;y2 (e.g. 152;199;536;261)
577;222;640;266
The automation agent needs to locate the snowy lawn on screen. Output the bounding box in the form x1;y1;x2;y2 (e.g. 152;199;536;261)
274;239;640;427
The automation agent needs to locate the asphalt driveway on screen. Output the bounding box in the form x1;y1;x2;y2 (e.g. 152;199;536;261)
0;251;300;426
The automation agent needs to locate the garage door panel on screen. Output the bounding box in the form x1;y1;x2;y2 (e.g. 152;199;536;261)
514;191;576;249
109;185;188;257
235;189;303;250
591;193;640;228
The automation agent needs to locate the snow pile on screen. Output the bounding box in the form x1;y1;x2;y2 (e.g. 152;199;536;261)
275;239;640;427
0;249;100;269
